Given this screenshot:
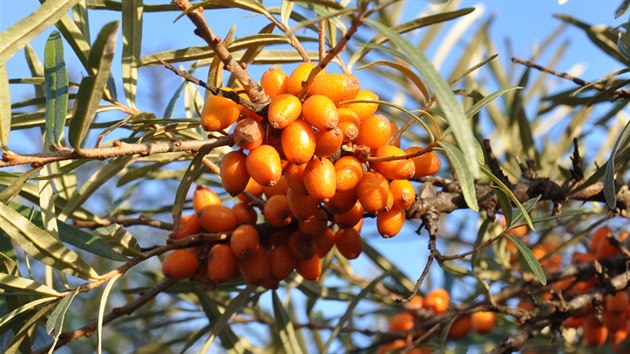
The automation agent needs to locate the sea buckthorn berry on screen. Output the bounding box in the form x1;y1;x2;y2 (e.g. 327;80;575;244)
372;145;416;180
334;228;363;260
334;156;364;192
471;311;496;335
603;311;626;332
268;93;302;129
325;188;358;214
171;214;202;239
261;67;288;99
389;312;415;332
246;145;282;187
232;202;258;225
304;158;337;201
199;205;238;233
424;289;450;314
263;175;289;199
193;185;222;213
221;150;250;196
355;114;392;150
287;62;319;96
263;194;293;228
266;229;292;248
287;231;317;260
566;315;587;328
390;179;416;209
596;228;627;260
269;245;296;281
333;199;364;228
281;119;316;164
340;90;379;120
314;127;344;158
201;92;242;132
583;315;608;346
389;120;401;147
590;226;613;254
606;292;630;315
357;171;390;213
302;95;339;130
406;295;424;311
377;340;406;354
233;118;264;151
337;108;360;143
296;254;322;281
230;224;260;261
287;187;319;221
405;147;441;178
207;244;239;283
237;177;265;203
309;73;360;103
315;228;336;257
239;247;271;285
162;249;200;280
447;315;472;339
284;162;309;195
377;207;405;238
298;209;328;237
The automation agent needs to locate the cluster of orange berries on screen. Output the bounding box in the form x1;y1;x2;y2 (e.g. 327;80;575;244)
378;289;496;353
161;63;441;288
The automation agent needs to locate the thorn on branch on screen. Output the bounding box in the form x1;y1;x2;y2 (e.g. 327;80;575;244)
570;138;584;181
482;139;512;188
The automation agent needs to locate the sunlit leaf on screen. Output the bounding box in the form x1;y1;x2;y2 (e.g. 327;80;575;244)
4;302;57;354
0;297;57;334
122;0;143;108
46;288;79;352
358;60;430;102
0;273;61;297
439;141;479;211
0;65;10;149
44;31;69;150
272;291;305;354
505;235;547;285
98;274;121;354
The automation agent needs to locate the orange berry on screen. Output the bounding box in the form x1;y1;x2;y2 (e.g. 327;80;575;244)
583;315;608;346
325;188;358;214
207;244;239;283
405;147;441;178
334;228;363;260
606;292;630;315
314;127;344;158
287;231;317;260
389;312;415;331
171;214;202;240
357;171;390;213
334;199;364;228
596;228;627;260
261;67;288;99
389;120;401;147
232;202;258;225
162;249;200;280
377;340;406;354
199;204;238;233
406;295;424;311
424;289;450;314
201;93;242;131
603;311;627;332
268;93;302;129
298;209;328;237
566;315;587;328
372;145;416;180
266;229;291;248
302;95;339;130
334;156;364;192
233;118;264;151
376;207;405;238
269;245;296;281
287;62;319;96
340;90;379;120
390;179;416;209
281;119;316;164
238;247;271;285
237;177;265;203
263;175;289;199
303;158;337;201
447;315;472;339
296;254;321;281
315;228;336;257
355;114;392;150
471;311;496;335
246;145;282;187
263;194;293;227
612;324;629;352
284;162;309;195
590;226;613;254
286;187;319;221
221;150;250;196
193;185;222;213
337;108;360;143
309;73;360;103
230;224;260;261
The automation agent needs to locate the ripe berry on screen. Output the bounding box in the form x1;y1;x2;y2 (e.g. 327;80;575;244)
220;150;250;196
237;177;265;203
388;312;414;331
207;244;239;284
193;185;222;213
390;179;416;209
298;209;328;237
260;67;288;99
471;311;496;335
376;207;405;238
246;145;282;187
334;228;363;260
281;119;316;164
325;188;358;214
199;205;238;233
287;231;317;260
287;62;319;96
200;93;242;131
171;214;202;240
286;187;319;221
372;145;416;180
583;315;608;346
284;162;309;195
334;156;364;192
314;127;343;158
448;315;472;339
424;288;450;314
162;249;200;280
405;147;441;178
303;158;337;201
263;194;293;228
333;199;364;228
315;228;336;257
296;254;321;281
232;202;258;225
302;95;339;130
268;93;302;129
355;114;392;150
357;171;390;213
309;73;360;103
340;90;379;120
238;247;271;285
269;245;296;281
263;175;289;199
230;224;260;261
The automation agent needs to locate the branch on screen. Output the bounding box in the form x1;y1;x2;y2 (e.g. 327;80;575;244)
0;136;233;168
73;215;174;231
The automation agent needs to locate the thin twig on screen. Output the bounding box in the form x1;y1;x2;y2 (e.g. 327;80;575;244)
73;215;175;230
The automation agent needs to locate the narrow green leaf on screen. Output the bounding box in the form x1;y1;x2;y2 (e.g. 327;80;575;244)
46;288;79;338
466;87;522;119
281;0;295;27
98;274;121;354
367;19;480;178
44;31;69;150
505;234;547;285
60;222;128;261
0;297;57;334
358;60;430;102
439;142;479;211
96;224;142;257
480;166;536;231
4;302;57;354
272;291;305;354
172;145;213;229
510;196;542;229
69;21;119;149
72;0;91;40
24;45;45;97
0;65;10;149
0;0;80;66
0;167;41;204
604;119;630;209
122;0;143;108
616;0;630;18
0;273;61;297
0;202;100;280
